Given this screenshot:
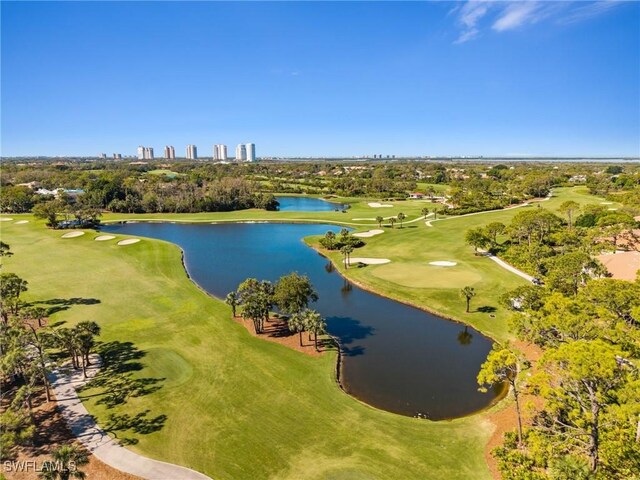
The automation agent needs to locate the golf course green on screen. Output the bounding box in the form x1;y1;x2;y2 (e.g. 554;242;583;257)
0;186;613;479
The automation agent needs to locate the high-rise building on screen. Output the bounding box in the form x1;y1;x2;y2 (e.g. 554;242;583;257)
137;146;145;160
235;144;247;161
213;144;228;161
143;147;154;160
186;145;198;160
246;143;256;162
113;153;122;159
164;146;176;159
99;153;107;159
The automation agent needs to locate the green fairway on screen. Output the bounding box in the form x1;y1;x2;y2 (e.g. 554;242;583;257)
0;186;613;479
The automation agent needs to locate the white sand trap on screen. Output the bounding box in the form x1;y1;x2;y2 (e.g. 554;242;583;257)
117;238;141;246
367;202;393;208
601;202;613;205
353;229;385;238
347;257;391;265
95;235;115;241
607;208;618;211
429;261;457;267
0;217;14;222
61;231;85;238
14;220;29;224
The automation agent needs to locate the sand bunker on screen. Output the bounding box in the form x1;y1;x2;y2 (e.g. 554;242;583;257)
0;218;14;222
600;202;613;205
367;202;393;208
353;229;385;238
347;257;391;265
429;261;457;267
14;220;29;224
117;238;141;246
61;231;85;238
607;208;618;211
95;235;116;241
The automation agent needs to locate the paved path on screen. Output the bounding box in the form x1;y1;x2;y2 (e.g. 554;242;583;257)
49;356;212;480
482;253;535;282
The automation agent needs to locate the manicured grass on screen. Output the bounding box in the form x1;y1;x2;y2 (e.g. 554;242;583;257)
1;219;493;480
146;169;183;178
0;186;612;479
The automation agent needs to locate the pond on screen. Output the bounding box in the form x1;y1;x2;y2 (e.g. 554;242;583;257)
275;196;345;212
101;222;504;419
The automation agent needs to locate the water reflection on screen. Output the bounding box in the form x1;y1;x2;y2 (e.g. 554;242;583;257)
102;222;503;419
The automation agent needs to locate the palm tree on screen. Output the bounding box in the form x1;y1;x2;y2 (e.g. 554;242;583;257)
461;286;476;313
325;230;336;249
341;245;354;268
376;216;384;228
39;444;88;480
288;312;306;346
225;291;239;317
389;217;396;229
421;208;429;218
304;310;327;352
397;212;406;228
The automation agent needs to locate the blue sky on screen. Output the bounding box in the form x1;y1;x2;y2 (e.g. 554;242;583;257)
2;1;639;157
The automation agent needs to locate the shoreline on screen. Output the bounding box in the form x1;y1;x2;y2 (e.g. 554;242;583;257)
99;220;510;423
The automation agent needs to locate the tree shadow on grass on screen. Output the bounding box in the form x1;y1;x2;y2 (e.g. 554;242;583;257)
103;410;167;444
32;297;101;315
476;305;497;314
80;341;164;409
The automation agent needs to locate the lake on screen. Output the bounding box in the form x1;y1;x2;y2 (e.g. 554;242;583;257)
276;196;345;212
102;222;504;419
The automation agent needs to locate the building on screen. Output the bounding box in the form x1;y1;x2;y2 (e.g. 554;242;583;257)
213;144;228;161
137;146;145;160
186;145;198;160
99;153;107;159
246;143;256;162
143;147;154;160
235;144;247;161
113;153;122;160
164;146;176;160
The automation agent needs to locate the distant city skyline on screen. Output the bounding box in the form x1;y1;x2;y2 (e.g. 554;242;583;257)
2;2;639;157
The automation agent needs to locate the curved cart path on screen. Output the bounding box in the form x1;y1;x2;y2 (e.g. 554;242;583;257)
48;356;212;480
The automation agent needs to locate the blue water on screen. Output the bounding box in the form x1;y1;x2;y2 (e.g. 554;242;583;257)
276;196;345;212
102;222;503;419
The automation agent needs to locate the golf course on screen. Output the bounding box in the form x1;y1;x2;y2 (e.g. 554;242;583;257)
0;186;616;479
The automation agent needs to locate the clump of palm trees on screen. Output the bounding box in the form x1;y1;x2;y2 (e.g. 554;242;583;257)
227;272;328;351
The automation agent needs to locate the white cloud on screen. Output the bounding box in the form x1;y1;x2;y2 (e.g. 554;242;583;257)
454;0;494;43
492;2;541;32
452;1;624;44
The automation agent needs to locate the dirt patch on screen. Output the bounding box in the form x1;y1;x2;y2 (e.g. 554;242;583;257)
233;315;333;357
1;389;140;480
484;340;544;479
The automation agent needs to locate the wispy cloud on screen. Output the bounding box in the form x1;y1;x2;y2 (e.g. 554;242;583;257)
492;2;542;32
454;0;493;43
452;1;624;44
559;0;622;24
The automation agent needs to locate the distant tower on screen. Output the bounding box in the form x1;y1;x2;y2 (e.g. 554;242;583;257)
164;146;176;160
137;146;145;160
143;147;154;160
246;143;256;162
186;145;198;160
214;144;228;161
235;144;247;161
